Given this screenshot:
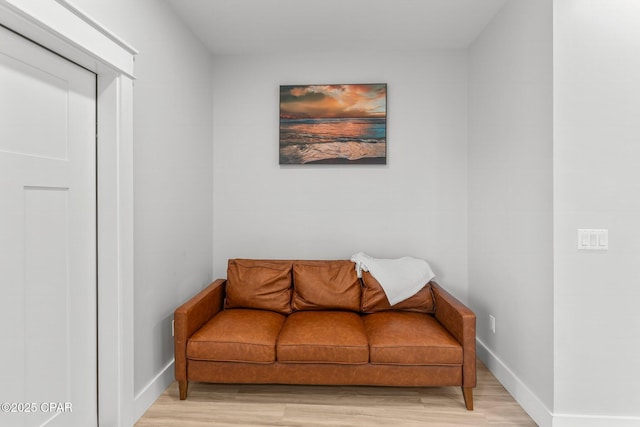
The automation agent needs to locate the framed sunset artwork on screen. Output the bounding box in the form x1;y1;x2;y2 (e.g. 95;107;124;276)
279;84;387;164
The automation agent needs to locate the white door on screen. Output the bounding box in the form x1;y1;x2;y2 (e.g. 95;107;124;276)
0;26;97;427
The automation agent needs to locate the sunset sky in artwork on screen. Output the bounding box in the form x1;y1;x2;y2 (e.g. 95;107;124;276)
280;84;386;119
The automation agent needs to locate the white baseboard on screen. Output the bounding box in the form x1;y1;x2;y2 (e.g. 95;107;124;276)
477;339;640;427
133;358;175;422
476;338;553;427
553;414;640;427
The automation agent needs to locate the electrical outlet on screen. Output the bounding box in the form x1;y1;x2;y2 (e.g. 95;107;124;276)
489;315;496;334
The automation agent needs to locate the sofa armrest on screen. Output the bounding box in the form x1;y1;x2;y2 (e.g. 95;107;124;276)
432;282;476;388
174;279;226;381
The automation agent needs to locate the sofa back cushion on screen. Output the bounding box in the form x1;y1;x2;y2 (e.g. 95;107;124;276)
225;259;293;314
361;271;435;314
291;260;361;311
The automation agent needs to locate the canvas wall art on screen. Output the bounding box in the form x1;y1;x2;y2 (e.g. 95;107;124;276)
279;84;387;164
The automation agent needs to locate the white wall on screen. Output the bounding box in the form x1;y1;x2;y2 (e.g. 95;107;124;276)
67;0;214;416
40;2;640;425
554;0;640;423
212;52;469;300
468;0;554;423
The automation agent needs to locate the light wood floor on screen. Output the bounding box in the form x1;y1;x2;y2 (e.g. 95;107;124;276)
136;359;536;426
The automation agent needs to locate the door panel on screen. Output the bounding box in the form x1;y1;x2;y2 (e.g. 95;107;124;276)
0;26;97;427
0;51;68;159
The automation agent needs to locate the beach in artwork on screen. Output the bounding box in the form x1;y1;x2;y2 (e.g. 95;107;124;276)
279;84;387;164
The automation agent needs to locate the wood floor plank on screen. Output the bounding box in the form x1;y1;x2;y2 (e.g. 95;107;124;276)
135;359;537;426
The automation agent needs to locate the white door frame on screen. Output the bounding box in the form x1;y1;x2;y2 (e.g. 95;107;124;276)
0;1;136;425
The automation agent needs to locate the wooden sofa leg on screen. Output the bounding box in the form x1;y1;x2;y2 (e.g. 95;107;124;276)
462;387;474;410
179;380;189;400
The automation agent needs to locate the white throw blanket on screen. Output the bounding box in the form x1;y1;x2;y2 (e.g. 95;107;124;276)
350;252;435;305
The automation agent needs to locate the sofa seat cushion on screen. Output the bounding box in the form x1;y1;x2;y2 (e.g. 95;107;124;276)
363;312;463;366
187;309;285;364
277;311;369;364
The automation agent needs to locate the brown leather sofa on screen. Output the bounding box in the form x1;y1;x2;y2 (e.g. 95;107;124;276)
174;259;476;410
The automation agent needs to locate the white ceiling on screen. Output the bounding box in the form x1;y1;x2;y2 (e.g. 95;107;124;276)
166;0;507;55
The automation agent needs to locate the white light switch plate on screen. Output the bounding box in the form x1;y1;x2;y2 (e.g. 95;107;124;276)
577;229;608;250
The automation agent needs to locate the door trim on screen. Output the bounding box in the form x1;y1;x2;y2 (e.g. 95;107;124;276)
0;1;136;425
